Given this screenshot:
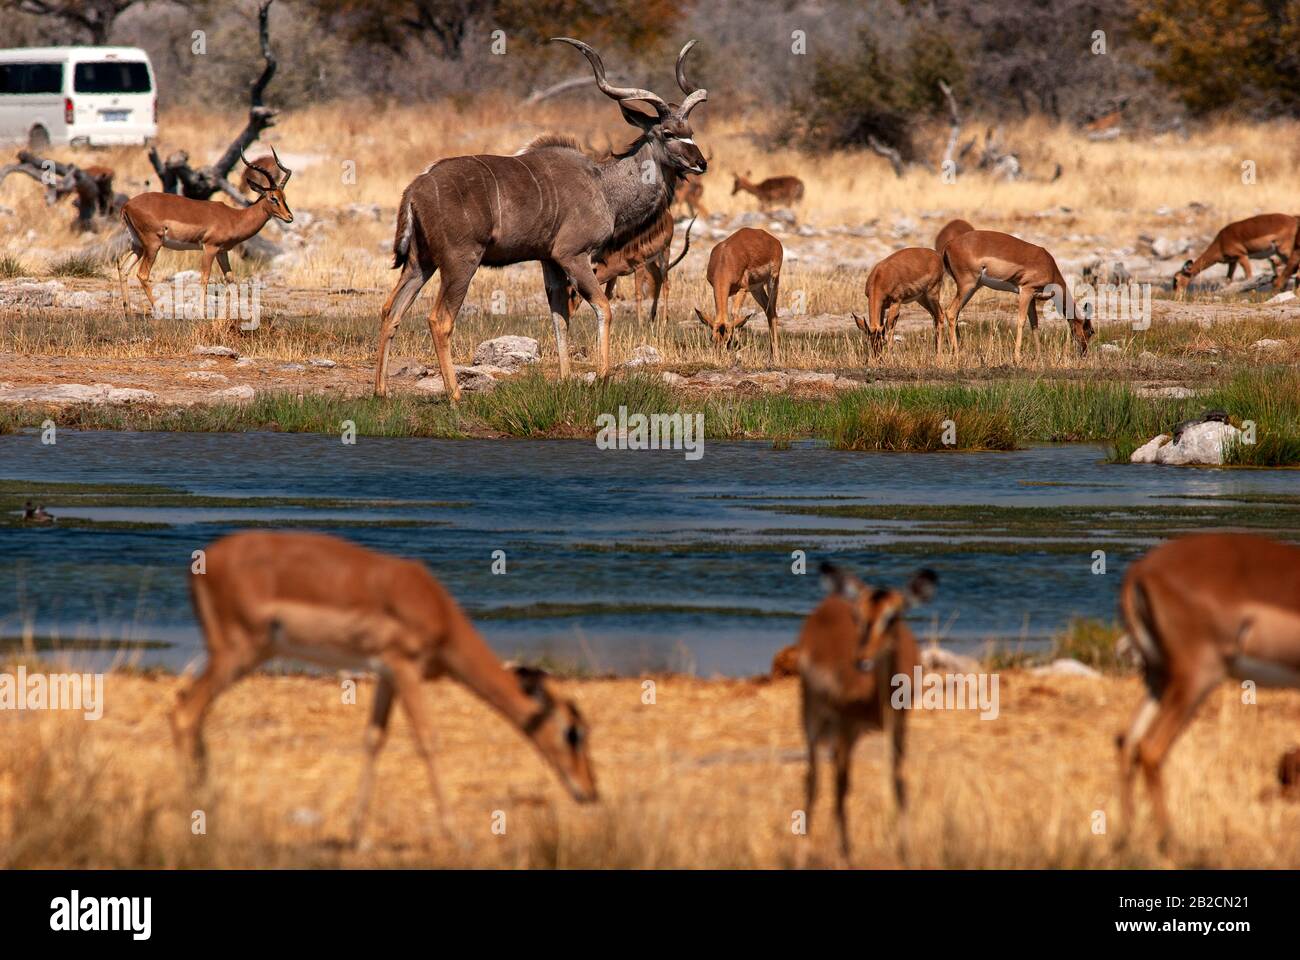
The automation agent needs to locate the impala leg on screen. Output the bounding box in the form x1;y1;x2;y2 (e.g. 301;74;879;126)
832;732;854;858
170;633;262;785
920;291;946;355
884;301;902;352
1028;297;1042;361
116;245;141;317
1275;250;1300;291
542;261;574;378
374;259;434;398
388;663;455;839
748;280;779;365
1236;255;1251;280
1135;670;1221;849
199;246;219;322
135;242;162;318
1117;695;1160;843
768;272;782;364
216;250;234;284
1013;286;1035;364
349;674;396;848
944;279;978;355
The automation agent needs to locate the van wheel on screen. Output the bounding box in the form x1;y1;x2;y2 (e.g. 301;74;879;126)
28;126;50;150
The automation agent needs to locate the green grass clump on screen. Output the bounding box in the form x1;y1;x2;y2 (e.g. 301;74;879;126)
47;254;104;279
0;253;26;278
1051;617;1130;673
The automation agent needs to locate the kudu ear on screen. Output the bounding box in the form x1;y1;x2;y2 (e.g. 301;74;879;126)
819;561;860;598
618;100;662;130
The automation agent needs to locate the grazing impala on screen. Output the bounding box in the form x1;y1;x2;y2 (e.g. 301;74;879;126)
373;37;708;401
1173;213;1299;295
172;531;597;846
853;247;949;356
693;227;783;361
933;218;973;254
942;229;1093;361
118;148;292;317
1117;533;1300;847
676;175;708;219
568;213;694;323
799;562;937;856
732;172;804;210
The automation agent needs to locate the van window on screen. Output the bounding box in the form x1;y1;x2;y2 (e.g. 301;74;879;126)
0;62;65;94
73;61;151;94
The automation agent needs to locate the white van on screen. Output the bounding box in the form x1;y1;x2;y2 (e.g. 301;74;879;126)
0;46;157;148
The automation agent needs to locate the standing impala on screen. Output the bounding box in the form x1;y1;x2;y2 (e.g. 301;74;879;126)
1117;533;1300;847
731;172;804;210
118;148;292;317
799;562;936;856
853;247;948;356
373;37;707;401
568;213;694;323
172;531;597;846
1172;213;1298;295
942;229;1093;361
693;227;783;362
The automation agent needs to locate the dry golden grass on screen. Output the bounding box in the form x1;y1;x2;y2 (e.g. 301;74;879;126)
4;663;1300;869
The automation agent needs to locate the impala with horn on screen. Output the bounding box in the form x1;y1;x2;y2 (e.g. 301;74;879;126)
118;147;292;317
374;38;708;401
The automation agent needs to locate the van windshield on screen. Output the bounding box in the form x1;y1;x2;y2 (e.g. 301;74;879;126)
73;61;151;94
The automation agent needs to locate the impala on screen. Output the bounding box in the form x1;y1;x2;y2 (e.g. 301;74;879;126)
853;247;949;356
942;229;1093;361
676;174;708;219
933;218;973;254
693;227;783;361
118;148;292;317
1117;533;1300;847
568;213;694;323
373;38;707;401
799;562;937;856
238;153;282;195
1173;213;1298;295
731;172;804;210
172;531;597;846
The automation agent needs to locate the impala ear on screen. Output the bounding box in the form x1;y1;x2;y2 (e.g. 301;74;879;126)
905;568;938;606
819;561;860;598
851;312;867;333
693;307;711;326
514;665;553;705
734;311;755;330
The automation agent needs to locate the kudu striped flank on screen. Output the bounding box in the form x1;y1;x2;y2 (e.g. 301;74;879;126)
374;38;708;401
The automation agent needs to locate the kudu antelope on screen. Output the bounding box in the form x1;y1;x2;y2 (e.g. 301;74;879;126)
693;227;783;361
852;247;948;356
1117;533;1300;847
799;562;937;856
1172;213;1298;295
373;38;708;401
568;213;694;323
933;218;973;254
118;148;293;317
942;229;1093;361
172;531;597;846
731;172;804;210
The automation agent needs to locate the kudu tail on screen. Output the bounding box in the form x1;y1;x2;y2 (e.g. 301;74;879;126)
392;189;416;269
667;218;696;272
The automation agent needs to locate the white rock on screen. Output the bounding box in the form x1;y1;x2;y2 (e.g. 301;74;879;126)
233;358;255;368
789;371;838;388
172;270;201;282
472;335;540;371
0;280;63;306
1150;236;1192;259
1252;338;1285;351
1266;290;1296;304
623;344;662;368
0;382;155;405
308;358;337;368
1134;385;1194;399
184;371;228;383
56;290;108;309
920;646;981;674
1098;342;1122;354
192;345;239;357
1134;420;1241;466
580;372;598;384
1130;433;1170;463
414;365;501;394
279;363;306;372
738;371;790;392
661;371;685;385
1031;658;1101;678
211;385;255;402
